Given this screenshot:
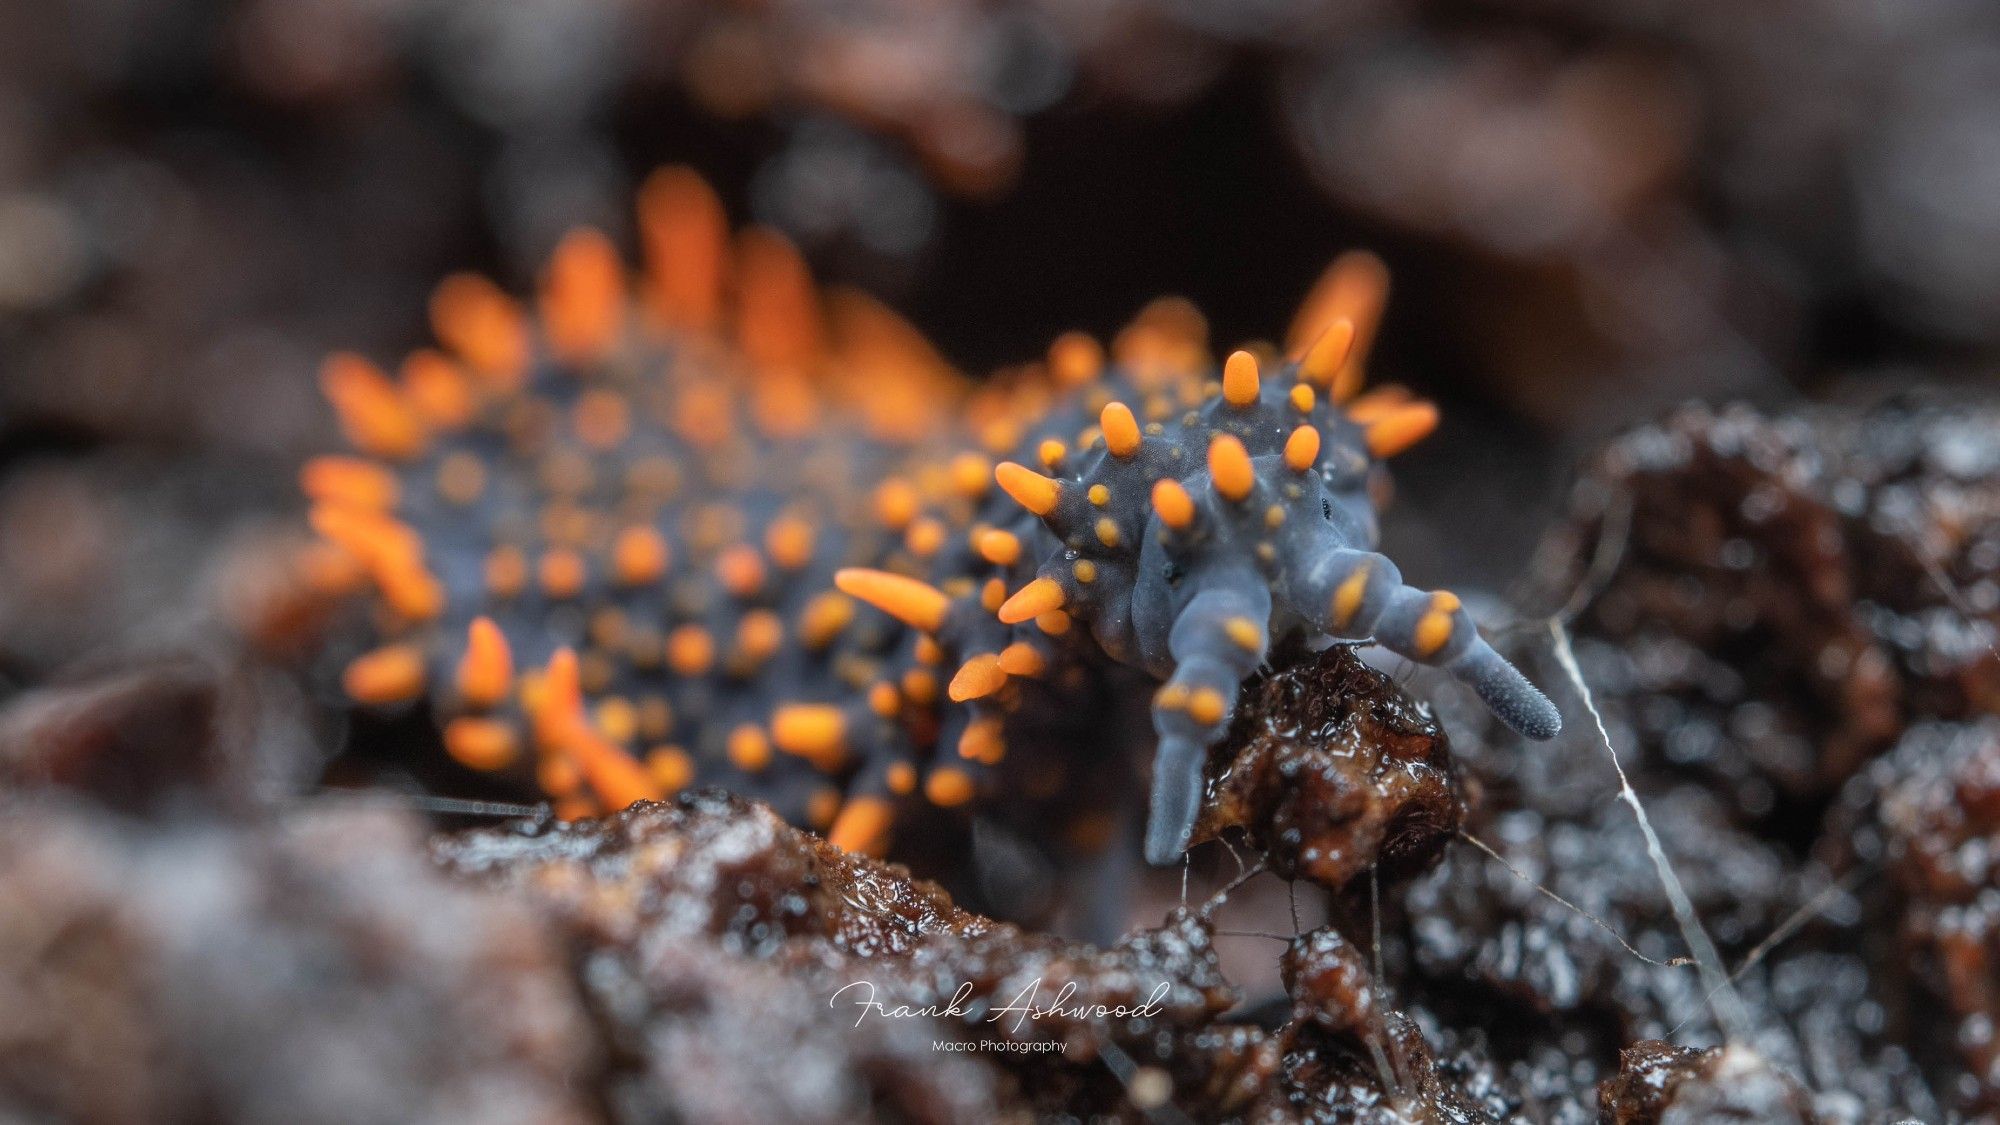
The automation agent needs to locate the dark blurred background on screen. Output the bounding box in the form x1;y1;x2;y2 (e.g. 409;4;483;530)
3;0;1997;689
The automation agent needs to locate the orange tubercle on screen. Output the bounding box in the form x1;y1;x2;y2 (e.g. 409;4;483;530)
996;642;1046;677
401;350;476;429
1284;426;1321;473
995;462;1062;517
1364;402;1440;459
612;526;671;587
834;568;952;633
320;353;427;460
925;768;976;807
735;226;823;373
997;577;1065;625
300;456;398;511
828;795;895;856
1222;350;1261;407
1208;434;1255;502
771;704;848;771
947;653;1009;702
342;644;427;705
443;717;518;772
541;227;628;367
1152;478;1196;530
456;617;513;708
429;273;529;388
638;166;729;333
715;544;767;598
1100;401;1141;458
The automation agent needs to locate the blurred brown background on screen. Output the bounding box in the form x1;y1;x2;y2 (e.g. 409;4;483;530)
3;0;1997;688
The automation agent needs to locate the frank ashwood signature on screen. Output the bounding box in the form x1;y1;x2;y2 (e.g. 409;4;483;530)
829;978;1173;1033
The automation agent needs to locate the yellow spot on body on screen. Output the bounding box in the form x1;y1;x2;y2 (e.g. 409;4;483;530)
1155;683;1190;711
950;452;992;498
1049;332;1104;386
915;636;944;665
958;718;1006;765
905;518;947;558
402;349;475;429
1072;559;1098;584
1152;479;1195;530
1095;518;1121;548
536;449;592;497
868;682;901;718
977;529;1022;566
926;768;976;807
1289;383;1316;413
807;788;841;829
829;795;894;853
539;549;586;599
1087;484;1110;507
612;526;671;586
799;592;855;649
734;610;784;667
573;389;631;450
538;756;581;799
667;625;715;676
1224;617;1262;651
672;378;736;444
1189;687;1226;726
343;645;427;705
886;762;917;795
486;546;527;598
1333;562;1371;628
1264;505;1286;529
1038;439;1067;470
648;746;695;792
1036;610;1071;636
997;642;1045;677
873;478;920;529
300;456;399;511
1414;591;1462;657
981;578;1007;613
771;704;848;771
638;697;674;740
595;697;638;744
589;608;627;650
716;545;766;597
901;668;938;705
626;455;679;499
764;516;816;569
444;718;518;772
728;725;771;772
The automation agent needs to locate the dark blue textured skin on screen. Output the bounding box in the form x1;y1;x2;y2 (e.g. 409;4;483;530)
359;332;1559;864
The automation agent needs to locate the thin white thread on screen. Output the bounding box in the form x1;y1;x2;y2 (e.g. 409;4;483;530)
1549;619;1750;1042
